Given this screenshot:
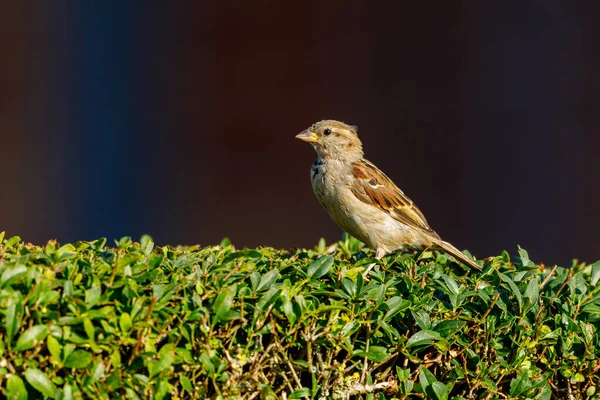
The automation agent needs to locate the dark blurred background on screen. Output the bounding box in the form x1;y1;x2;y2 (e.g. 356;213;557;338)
0;2;598;266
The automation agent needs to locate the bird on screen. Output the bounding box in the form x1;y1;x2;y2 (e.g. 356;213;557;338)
295;119;481;270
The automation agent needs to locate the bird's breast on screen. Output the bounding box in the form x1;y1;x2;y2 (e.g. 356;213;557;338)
309;158;431;252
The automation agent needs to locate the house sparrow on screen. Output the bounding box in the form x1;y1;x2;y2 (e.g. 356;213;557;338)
296;120;481;270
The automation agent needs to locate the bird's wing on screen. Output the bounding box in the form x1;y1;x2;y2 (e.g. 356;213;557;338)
350;160;440;238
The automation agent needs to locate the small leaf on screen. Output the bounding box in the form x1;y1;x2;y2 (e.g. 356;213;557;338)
56;244;76;260
212;285;237;323
341;321;360;337
429;381;449;400
406;330;441;348
1;265;27;287
140;235;154;255
289;388;311;399
433;320;466;338
15;325;48;352
64;350;93;369
6;375;28;400
510;370;532;397
25;368;57;398
257;287;280;311
517;246;532;267
361;346;388;362
47;335;62;364
222;249;262;263
180;375;193;393
6;292;23;345
411;310;431;330
282;299;298;325
118;253;139;268
257;270;278;292
498;272;523;314
5;235;21;248
419;366;438;388
307;255;333;280
384;296;411;321
438;274;459;296
524;277;539;306
342;277;356;297
85;287;102;308
151;343;175;377
590;261;600;286
120;313;132;333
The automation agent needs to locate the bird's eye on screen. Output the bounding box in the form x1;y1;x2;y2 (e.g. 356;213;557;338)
323;128;332;136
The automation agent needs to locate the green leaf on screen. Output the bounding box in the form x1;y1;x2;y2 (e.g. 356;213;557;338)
591;261;600;286
524;276;539;306
257;287;280;311
429;381;449;400
359;346;388;362
510;370;532;397
15;324;49;352
406;330;441;348
120;313;132;333
180;375;193;393
341;321;360;337
419;366;437;388
289;387;311;399
411;310;431;330
6;374;28;400
118;253;139;268
498;272;523;314
518;246;532;267
384;296;411;321
222;249;262;263
342;277;356;297
25;368;57;398
56;243;76;260
1;265;27;287
212;285;237;323
433;320;466;338
64;350;93;369
257;269;279;292
307;255;333;280
47;335;62;364
85;287;102;308
282;299;299;325
438;274;459;296
151;343;175;377
5;235;21;248
87;361;106;385
5;292;23;345
140;234;154;255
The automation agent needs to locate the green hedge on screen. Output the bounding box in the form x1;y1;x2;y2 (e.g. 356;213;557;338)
0;231;598;399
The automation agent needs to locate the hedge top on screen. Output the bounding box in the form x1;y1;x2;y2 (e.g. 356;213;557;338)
0;232;598;399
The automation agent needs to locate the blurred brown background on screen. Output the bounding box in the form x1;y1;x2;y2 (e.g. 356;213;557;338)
0;1;598;266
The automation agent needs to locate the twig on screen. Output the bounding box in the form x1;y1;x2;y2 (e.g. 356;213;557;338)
480;293;500;322
342;381;398;397
368;351;400;374
539;265;558;289
108;249;121;286
361;313;373;383
554;269;574;297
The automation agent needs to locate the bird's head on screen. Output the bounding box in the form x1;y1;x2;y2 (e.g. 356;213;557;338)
296;120;364;161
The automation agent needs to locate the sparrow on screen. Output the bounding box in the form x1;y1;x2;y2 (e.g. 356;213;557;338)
296;120;481;270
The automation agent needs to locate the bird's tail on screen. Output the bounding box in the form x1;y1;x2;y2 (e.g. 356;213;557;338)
436;240;482;270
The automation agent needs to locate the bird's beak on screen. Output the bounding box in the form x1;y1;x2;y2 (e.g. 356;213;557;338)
295;129;319;143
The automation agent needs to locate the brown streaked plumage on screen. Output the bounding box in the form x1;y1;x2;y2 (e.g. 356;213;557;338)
296;119;481;270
